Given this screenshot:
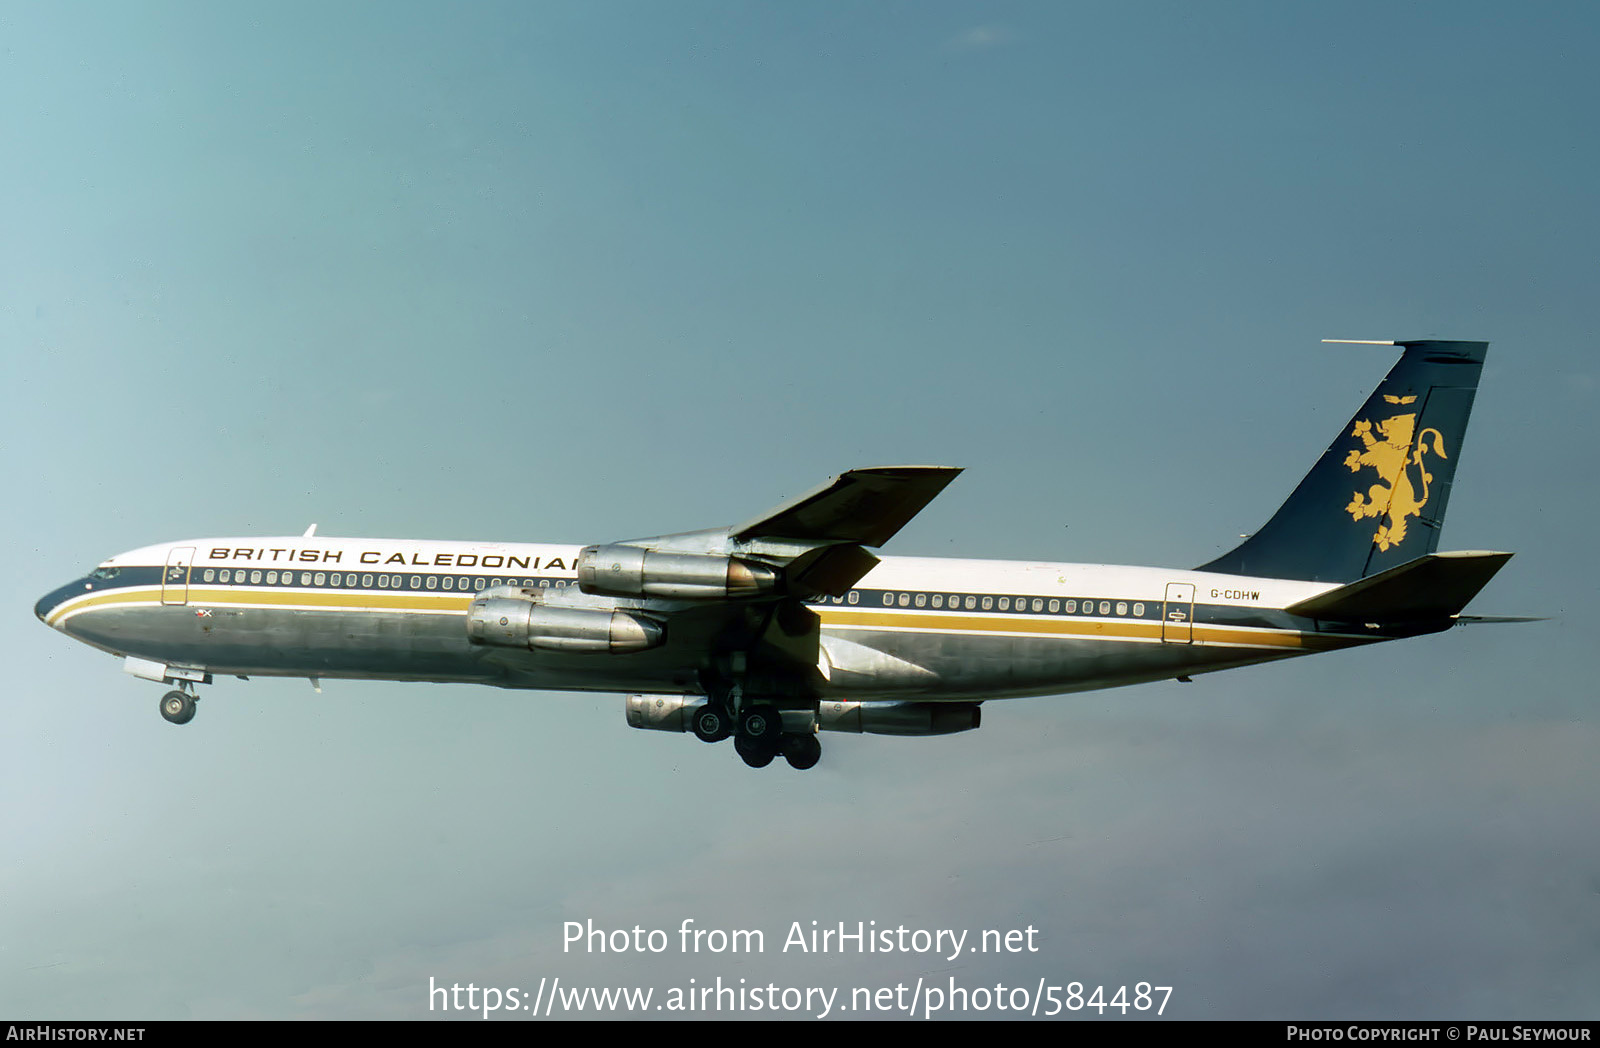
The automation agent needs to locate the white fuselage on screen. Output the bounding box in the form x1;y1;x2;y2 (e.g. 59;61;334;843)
37;535;1370;704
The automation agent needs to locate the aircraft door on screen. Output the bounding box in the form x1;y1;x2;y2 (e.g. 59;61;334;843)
162;547;196;606
1162;582;1194;643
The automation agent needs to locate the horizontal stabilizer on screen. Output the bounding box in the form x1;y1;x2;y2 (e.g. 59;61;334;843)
734;466;962;547
1285;550;1513;622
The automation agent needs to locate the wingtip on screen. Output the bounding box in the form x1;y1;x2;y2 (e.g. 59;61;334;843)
846;464;964;473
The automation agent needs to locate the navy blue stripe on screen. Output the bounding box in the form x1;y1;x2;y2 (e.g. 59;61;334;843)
54;564;1356;634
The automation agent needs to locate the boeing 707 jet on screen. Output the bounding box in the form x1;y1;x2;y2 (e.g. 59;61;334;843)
35;339;1511;770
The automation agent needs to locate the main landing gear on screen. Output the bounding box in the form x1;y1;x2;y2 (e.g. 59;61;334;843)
159;685;198;725
779;732;821;771
693;691;823;771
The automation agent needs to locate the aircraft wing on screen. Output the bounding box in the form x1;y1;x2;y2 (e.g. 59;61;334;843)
733;466;964;546
578;465;962;601
546;466;962;680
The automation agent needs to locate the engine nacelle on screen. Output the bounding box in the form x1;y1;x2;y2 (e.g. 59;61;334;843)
577;544;779;601
817;701;982;736
626;697;981;736
625;693;706;731
467;591;664;654
625;695;817;734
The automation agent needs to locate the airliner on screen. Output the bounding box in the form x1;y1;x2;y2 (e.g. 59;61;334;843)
35;339;1513;770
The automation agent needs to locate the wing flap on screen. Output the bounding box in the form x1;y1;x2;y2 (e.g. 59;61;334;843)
785;544;881;598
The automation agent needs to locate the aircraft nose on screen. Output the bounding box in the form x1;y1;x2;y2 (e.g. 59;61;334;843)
35;579;88;627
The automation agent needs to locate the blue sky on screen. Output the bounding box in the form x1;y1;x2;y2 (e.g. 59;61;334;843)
3;2;1597;1019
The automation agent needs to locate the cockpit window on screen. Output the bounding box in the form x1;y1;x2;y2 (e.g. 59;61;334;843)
90;567;121;580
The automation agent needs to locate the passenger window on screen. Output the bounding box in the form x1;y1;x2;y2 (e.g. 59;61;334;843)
250;570;262;584
314;573;326;586
1099;601;1110;615
998;597;1010;610
1116;602;1127;616
883;593;894;606
897;593;909;607
965;596;976;610
362;574;373;587
847;591;859;605
411;576;421;588
219;570;230;583
981;596;992;610
425;576;436;589
1049;599;1059;613
932;594;943;608
202;569;215;582
1133;602;1145;616
914;593;926;607
1032;599;1043;612
442;577;454;590
1066;600;1077;613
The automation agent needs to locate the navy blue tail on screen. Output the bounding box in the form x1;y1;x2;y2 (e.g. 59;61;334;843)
1197;340;1488;583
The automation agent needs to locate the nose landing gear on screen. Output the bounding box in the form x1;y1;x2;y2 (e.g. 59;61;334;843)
159;685;198;725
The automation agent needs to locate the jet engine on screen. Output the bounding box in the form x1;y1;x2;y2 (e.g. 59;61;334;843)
623;696;981;736
468;589;663;654
816;701;982;736
625;694;706;731
577;545;779;601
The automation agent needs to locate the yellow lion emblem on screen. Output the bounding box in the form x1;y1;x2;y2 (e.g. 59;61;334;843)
1343;394;1447;551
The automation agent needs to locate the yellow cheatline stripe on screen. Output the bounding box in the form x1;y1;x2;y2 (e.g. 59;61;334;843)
821;607;1165;640
185;587;473;613
816;608;1343;651
46;587;162;626
47;585;474;625
52;587;1356;652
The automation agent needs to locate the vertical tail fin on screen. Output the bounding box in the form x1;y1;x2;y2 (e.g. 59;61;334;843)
1197;340;1488;582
